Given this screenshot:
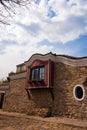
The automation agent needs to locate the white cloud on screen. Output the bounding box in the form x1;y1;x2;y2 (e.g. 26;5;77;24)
0;0;87;78
14;0;87;43
1;0;87;44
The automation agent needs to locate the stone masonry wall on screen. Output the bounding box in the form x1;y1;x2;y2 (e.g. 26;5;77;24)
3;78;53;117
52;62;87;119
3;62;87;119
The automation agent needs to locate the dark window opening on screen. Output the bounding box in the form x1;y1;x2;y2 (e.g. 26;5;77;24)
30;66;45;81
0;93;5;109
75;86;83;99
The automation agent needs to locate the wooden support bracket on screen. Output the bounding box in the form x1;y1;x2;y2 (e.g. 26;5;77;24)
25;89;31;99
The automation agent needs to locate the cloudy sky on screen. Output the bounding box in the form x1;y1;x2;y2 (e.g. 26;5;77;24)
0;0;87;79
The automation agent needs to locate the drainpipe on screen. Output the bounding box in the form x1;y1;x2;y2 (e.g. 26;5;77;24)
48;59;54;100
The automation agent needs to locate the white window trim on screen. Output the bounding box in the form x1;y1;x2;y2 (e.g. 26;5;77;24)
73;85;85;101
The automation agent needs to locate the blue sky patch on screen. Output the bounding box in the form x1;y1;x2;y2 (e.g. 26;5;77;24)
34;0;41;5
17;22;41;36
47;7;57;18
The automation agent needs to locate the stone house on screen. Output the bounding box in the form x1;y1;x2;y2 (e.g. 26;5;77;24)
1;52;87;119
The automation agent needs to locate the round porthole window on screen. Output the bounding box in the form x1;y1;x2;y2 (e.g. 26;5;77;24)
73;85;85;101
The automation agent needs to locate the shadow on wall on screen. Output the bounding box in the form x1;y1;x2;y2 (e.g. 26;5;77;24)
27;89;53;117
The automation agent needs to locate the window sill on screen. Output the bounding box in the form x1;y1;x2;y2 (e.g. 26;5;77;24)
28;79;44;84
26;86;49;89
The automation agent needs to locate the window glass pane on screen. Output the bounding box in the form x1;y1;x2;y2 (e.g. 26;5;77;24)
40;67;44;80
34;68;39;80
30;66;45;81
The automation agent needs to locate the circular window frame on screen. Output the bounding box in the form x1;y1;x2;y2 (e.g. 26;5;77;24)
73;85;85;101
